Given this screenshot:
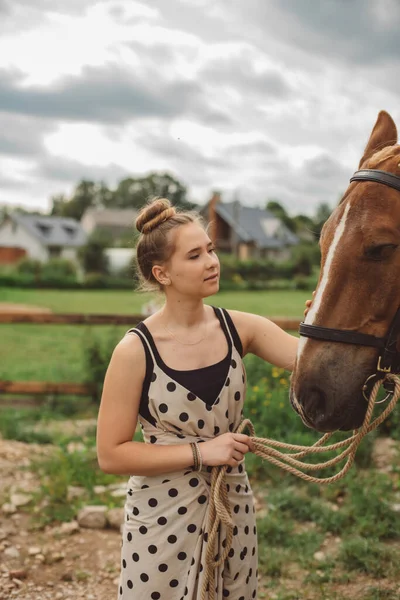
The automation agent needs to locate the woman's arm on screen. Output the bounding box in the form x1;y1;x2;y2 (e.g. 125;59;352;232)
228;310;298;371
96;334;193;476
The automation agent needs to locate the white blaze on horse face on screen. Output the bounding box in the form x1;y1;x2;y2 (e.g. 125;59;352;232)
297;202;351;363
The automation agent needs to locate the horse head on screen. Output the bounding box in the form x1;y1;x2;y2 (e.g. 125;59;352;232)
290;110;400;432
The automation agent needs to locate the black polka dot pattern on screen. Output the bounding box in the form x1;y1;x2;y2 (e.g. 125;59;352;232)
118;312;258;598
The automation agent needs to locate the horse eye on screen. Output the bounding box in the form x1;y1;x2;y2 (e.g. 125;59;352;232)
365;244;398;261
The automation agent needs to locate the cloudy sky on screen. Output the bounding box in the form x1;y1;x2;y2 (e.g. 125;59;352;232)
0;0;399;215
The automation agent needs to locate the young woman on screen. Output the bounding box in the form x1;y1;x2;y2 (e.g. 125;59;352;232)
96;198;299;600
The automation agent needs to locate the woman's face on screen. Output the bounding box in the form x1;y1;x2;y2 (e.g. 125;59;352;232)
163;222;220;298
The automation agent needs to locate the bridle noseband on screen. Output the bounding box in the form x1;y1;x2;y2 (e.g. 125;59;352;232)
299;168;400;400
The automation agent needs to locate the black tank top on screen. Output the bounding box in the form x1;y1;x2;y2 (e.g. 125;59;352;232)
130;307;243;423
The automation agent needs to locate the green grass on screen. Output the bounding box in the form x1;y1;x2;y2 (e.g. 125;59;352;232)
0;288;307;381
0;323;125;381
0;287;309;316
339;537;400;578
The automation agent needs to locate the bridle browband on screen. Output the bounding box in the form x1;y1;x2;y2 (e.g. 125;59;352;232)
299;168;400;395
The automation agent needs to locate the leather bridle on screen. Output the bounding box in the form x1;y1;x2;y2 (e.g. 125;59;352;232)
299;168;400;399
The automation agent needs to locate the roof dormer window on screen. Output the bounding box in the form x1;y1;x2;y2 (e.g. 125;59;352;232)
62;225;76;237
36;223;52;236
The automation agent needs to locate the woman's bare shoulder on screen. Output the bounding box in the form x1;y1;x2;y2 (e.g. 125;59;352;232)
113;330;146;364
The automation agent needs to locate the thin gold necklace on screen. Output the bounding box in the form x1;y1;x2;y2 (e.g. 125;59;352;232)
162;313;209;346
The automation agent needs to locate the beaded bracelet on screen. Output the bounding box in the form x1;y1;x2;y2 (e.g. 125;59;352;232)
190;442;203;472
190;442;199;471
195;442;203;472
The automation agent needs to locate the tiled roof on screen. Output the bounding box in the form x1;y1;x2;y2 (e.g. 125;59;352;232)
11;213;87;247
215;202;298;248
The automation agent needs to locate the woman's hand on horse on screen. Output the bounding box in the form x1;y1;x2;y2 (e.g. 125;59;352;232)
199;433;254;468
304;290;316;316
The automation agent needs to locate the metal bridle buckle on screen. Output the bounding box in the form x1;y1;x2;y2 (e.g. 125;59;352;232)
377;356;391;373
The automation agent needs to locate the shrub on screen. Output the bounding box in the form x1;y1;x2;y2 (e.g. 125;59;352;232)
41;258;77;279
15;257;42;277
82;272;134;289
82;326;122;402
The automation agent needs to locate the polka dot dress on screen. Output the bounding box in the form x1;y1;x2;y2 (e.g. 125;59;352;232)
118;308;258;599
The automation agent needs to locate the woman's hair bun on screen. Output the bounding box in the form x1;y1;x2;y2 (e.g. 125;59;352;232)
135;198;177;235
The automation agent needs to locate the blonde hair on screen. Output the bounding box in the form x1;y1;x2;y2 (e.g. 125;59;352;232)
135;197;205;292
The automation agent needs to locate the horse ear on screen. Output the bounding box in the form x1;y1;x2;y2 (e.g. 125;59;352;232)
358;110;398;168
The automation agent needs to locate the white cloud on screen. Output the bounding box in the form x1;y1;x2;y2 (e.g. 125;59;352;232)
0;0;399;215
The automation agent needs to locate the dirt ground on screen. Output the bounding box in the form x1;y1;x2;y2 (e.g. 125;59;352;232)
0;439;121;600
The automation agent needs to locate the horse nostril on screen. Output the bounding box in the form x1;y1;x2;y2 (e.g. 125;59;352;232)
299;385;329;425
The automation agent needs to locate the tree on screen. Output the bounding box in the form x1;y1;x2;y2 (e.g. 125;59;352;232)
109;172;194;210
49;172;194;220
266;199;296;232
292;214;318;241
78;229;112;274
51;181;100;221
313;203;332;238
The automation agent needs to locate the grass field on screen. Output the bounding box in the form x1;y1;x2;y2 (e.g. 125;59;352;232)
0;288;308;381
0;287;310;316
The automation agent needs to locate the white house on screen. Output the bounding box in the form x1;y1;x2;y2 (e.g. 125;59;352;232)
81;208;138;237
0;213;87;264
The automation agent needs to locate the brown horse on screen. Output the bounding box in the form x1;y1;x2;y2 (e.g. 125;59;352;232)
290;110;400;432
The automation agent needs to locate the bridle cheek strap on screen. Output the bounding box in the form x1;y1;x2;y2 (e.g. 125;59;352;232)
299;323;385;349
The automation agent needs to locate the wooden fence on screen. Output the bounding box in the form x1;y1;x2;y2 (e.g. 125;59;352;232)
0;312;301;406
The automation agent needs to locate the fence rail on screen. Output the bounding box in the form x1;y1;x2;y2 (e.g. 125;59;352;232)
1;312;301;404
0;312;143;325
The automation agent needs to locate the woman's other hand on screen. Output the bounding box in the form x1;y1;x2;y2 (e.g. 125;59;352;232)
304;290;316;317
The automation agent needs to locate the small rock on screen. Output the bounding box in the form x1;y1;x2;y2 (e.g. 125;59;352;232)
9;569;27;580
2;503;16;515
44;552;65;565
28;546;41;556
4;546;20;559
110;488;127;498
10;493;31;507
0;528;9;541
35;553;45;562
77;506;107;529
93;485;106;494
106;508;124;530
55;521;80;536
67;486;85;501
61;571;73;582
313;551;326;562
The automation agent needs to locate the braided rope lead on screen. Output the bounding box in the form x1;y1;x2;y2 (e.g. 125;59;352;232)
200;374;400;600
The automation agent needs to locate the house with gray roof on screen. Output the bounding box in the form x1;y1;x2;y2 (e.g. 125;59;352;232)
203;193;298;260
0;212;87;265
81;207;138;238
